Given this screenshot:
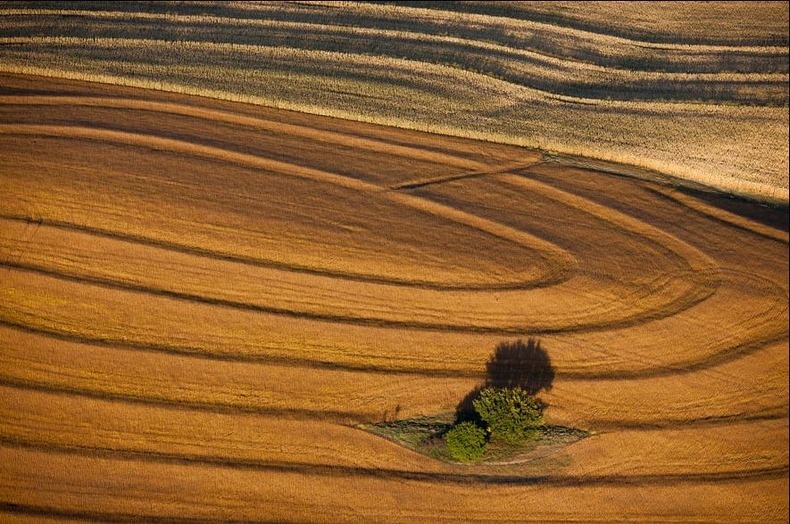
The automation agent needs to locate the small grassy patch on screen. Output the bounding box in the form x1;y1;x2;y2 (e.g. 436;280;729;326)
478;424;590;464
362;414;455;461
362;413;588;464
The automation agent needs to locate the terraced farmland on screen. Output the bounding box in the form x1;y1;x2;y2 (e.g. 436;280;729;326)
0;2;788;522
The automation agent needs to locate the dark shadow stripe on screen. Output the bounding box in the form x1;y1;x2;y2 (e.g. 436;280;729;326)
0;257;725;338
0;210;563;292
0;317;481;378
0;259;558;335
0;436;786;487
0;376;367;424
0;503;271;523
588;409;789;431
0;379;785;440
557;329;790;381
645;187;790;245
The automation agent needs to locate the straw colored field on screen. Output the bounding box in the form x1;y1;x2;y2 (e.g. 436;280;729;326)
0;73;787;521
0;1;787;201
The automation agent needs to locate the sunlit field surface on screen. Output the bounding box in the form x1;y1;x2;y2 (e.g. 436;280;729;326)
0;2;788;522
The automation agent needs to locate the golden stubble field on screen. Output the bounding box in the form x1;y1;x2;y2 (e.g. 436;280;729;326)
0;72;787;521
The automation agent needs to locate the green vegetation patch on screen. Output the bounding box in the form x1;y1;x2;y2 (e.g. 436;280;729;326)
363;342;587;464
473;386;544;443
363;411;588;464
445;421;487;462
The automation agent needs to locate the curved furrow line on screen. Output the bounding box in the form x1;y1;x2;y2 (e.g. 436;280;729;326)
0;294;785;382
0;123;576;287
0;376;364;424
506;172;721;277
557;330;789;381
0;317;465;376
0;326;482;424
0;260;731;338
0;437;786;487
645;186;789;245
0;504;262;524
2;374;786;437
502;168;725;291
0;122;377;192
0;214;559;293
583;409;789;432
0;318;479;377
0;218;573;331
0;95;491;171
402;171;734;335
0;259;555;334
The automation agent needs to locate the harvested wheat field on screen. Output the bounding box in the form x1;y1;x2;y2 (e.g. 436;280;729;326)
1;2;789;523
0;70;787;522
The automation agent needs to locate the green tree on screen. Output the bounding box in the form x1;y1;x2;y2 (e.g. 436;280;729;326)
445;421;487;462
472;386;544;442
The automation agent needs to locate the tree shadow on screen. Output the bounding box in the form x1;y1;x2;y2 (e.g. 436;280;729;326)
455;338;555;423
455;385;485;424
485;338;555;394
